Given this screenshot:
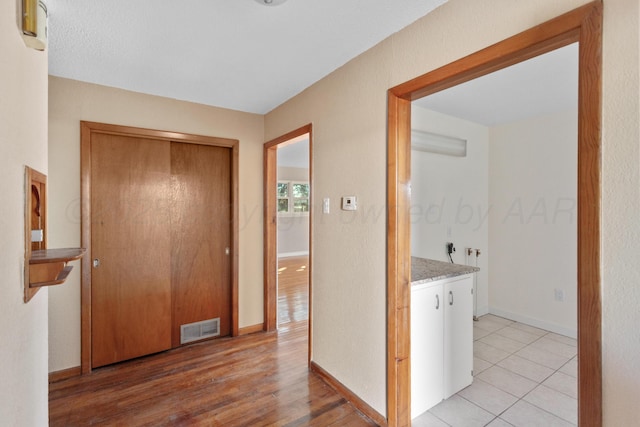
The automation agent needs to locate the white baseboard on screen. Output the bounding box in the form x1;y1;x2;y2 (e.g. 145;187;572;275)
488;307;577;339
278;251;309;258
475;305;490;317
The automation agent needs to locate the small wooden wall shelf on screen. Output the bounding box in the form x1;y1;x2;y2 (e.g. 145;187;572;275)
29;248;86;288
24;167;85;302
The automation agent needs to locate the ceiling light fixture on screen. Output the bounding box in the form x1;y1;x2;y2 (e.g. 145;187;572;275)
254;0;288;6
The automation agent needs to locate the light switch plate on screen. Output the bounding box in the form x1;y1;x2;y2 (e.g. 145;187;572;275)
31;229;43;242
323;198;330;214
341;196;357;211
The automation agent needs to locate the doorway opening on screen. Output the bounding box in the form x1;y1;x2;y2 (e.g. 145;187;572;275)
386;3;601;427
410;42;579;425
275;136;310;328
264;124;313;361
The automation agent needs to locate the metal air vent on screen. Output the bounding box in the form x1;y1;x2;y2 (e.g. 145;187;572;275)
180;318;220;344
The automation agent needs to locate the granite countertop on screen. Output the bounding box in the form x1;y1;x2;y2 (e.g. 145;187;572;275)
411;256;479;285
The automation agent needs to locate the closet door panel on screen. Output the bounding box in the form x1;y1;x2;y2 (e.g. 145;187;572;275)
91;134;172;368
170;142;232;346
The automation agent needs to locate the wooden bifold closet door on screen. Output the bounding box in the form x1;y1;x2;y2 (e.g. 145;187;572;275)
90;133;231;368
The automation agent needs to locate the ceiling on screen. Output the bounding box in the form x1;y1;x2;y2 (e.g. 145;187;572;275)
270;46;579;168
413;43;578;126
47;0;446;115
278;138;309;168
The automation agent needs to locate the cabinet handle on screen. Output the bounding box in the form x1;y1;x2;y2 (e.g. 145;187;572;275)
449;290;454;306
435;294;440;310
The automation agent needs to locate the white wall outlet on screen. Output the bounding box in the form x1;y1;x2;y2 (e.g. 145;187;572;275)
341;196;357;211
554;288;565;302
323;198;330;214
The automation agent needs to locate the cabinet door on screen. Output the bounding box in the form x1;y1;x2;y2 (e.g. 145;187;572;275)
443;275;474;398
411;283;444;418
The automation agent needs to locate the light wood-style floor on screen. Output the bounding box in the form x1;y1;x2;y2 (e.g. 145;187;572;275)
278;256;309;326
49;256;377;426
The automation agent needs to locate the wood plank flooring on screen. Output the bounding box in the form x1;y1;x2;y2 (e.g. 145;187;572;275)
49;256;378;426
278;256;309;326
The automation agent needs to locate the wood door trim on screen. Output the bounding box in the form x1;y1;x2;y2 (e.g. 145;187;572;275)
80;121;238;147
80;121;240;374
386;3;602;426
263;124;313;363
231;142;240;336
80;122;92;374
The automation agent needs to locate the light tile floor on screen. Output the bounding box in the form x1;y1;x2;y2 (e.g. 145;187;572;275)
413;314;577;427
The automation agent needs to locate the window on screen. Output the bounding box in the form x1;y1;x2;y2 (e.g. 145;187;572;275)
277;181;309;214
277;182;290;213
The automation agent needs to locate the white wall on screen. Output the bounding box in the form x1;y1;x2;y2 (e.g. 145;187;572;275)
411;106;490;316
277;166;310;257
48;76;265;372
0;0;49;424
266;0;640;421
489;110;578;337
411;106;578;336
278;166;308;182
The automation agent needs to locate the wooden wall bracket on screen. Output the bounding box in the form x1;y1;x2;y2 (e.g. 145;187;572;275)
24;166;85;302
29;248;85;288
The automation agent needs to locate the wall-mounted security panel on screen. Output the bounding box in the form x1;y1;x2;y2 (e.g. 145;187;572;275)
341;196;357;211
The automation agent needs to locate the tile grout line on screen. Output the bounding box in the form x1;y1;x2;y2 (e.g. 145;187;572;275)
518;385;577;426
471;315;577;426
492;317;576;425
422;315;576;427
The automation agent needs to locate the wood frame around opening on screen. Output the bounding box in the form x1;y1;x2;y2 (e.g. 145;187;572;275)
386;3;602;426
80;121;240;374
263;124;313;362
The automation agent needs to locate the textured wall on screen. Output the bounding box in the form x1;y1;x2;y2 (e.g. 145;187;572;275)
489;110;578;337
263;0;640;419
0;0;49;424
48;77;265;371
601;0;640;424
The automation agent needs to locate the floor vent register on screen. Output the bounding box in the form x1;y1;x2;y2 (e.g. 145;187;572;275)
180;318;220;344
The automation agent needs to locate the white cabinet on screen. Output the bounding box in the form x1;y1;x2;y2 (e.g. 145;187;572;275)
443;276;474;398
411;274;474;419
411;283;444;416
